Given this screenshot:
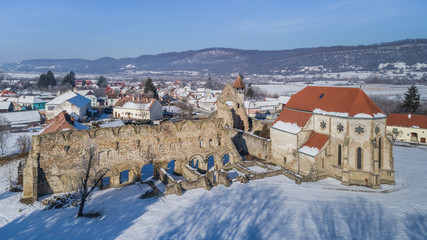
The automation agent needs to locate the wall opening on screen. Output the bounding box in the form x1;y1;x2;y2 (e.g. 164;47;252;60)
338;145;342;166
378;138;382;169
141;164;154;182
167;160;176;175
102;177;110;188
207;155;215;171
357;147;362;169
190;159;199;169
223;154;230;166
120;170;129;184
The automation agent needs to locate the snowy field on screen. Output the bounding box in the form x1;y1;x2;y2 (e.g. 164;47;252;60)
0;145;426;239
254;82;427;101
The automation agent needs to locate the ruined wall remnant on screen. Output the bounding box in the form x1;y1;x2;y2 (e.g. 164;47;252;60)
22;119;241;203
224;128;271;160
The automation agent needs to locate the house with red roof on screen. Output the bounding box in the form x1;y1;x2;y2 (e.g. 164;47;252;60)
40;111;88;134
113;97;162;121
270;86;394;188
386;113;427;144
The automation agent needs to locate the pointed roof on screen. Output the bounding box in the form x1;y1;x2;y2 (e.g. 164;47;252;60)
387;113;427;129
298;132;330;157
232;74;246;89
40;111;88;134
285;86;384;118
273;109;312;127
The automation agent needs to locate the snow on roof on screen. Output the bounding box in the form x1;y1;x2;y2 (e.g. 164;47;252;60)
298;132;329;157
18;96;46;104
0;101;12;110
387;113;427;129
313;108;349;117
298;146;320;157
46;91;77;105
120;101;152;110
278;96;291;104
0;110;41;125
272;109;312;134
66;95;91;108
100;120;125;128
76;90;93;96
271;121;302;134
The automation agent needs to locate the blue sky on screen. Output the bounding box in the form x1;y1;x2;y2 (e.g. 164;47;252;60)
0;0;426;63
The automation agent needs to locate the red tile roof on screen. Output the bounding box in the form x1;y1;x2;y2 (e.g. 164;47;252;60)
387;113;427;129
285;86;383;117
41;111;76;134
232;75;246;89
301;132;330;150
273;109;312;128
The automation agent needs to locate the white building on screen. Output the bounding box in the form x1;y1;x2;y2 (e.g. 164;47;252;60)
45;91;91;120
113;97;162;121
386;113;427;144
77;90;98;107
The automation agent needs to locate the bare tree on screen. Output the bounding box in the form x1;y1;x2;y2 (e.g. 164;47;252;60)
77;144;109;217
0;117;10;155
386;128;403;144
16;135;31;154
175;100;193;120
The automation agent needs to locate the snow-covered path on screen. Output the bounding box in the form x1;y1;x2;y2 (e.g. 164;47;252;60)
0;145;426;239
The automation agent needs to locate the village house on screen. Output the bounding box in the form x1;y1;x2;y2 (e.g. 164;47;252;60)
40;111;89;134
386;113;427;144
0;101;14;113
45;91;91;120
76;90;98;107
0;110;41;127
17;95;47;111
113;97;162;121
270;86;394;188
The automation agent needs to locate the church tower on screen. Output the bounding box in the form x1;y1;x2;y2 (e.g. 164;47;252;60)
232;74;246;104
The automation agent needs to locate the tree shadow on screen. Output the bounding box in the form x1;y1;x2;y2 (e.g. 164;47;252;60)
0;184;159;240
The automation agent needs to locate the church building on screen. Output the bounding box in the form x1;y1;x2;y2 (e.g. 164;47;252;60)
270;86;395;188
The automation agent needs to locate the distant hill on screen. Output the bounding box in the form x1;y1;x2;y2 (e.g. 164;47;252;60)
1;39;427;78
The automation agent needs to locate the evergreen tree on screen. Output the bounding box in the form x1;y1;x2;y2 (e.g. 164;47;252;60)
82;80;86;87
143;78;159;100
37;73;47;88
61;71;76;87
402;85;421;113
246;84;255;99
46;71;56;86
206;77;213;89
97;75;107;88
37;71;56;88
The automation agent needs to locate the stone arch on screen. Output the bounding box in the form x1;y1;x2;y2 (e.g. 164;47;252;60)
180;121;198;133
189;155;204;169
159;144;165;152
160;121;177;136
170;142;176;151
167;160;176;175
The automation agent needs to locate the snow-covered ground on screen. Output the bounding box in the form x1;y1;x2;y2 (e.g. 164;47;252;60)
1;131;39;156
0;145;426;239
254;82;427;102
